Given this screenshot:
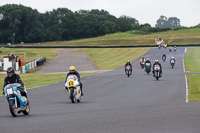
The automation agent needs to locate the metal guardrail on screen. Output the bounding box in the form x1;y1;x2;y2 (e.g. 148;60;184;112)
4;44;200;48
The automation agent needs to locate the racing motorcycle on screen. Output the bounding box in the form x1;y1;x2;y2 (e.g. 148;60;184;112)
162;56;166;62
140;61;145;69
173;47;176;52
4;83;30;117
170;59;175;68
125;65;132;77
153;65;161;80
145;62;151;74
169;47;172;52
65;75;81;103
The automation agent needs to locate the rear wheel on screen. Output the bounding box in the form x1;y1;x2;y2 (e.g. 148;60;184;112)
9;100;18;117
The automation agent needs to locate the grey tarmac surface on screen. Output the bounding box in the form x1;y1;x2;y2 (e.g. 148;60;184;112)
37;48;97;73
1;47;200;133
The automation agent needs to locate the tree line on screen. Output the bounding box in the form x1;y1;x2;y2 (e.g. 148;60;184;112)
0;4;182;44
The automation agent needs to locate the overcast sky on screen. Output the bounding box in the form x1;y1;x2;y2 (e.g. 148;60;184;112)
1;0;200;27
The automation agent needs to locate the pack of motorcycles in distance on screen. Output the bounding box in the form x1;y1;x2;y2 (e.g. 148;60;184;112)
125;45;177;80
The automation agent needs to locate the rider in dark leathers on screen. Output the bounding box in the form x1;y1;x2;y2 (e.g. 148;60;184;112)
145;58;151;65
152;60;162;77
125;60;132;74
65;66;83;96
162;54;166;62
2;67;27;98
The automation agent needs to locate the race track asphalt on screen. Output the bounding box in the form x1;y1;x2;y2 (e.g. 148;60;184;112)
1;47;200;133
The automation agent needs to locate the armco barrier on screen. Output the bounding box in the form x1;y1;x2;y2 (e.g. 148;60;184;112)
4;44;200;49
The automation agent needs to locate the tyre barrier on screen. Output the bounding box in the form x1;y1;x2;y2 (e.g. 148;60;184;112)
36;57;46;66
21;57;46;73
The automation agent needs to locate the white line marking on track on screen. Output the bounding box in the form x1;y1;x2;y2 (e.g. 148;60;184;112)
185;75;189;102
182;48;188;102
185;48;187;53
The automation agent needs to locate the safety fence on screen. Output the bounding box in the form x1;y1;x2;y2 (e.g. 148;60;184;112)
21;57;46;73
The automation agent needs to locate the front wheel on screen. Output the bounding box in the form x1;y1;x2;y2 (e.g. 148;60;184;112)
23;105;30;115
70;88;75;103
9;100;18;117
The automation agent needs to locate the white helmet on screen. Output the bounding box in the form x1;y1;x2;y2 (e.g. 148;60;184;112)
171;56;174;59
127;60;130;63
155;60;158;63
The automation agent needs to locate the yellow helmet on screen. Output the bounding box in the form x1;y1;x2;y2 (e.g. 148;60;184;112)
69;66;75;71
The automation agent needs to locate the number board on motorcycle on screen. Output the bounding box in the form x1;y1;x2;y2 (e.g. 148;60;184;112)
146;63;150;66
68;81;74;87
7;88;13;95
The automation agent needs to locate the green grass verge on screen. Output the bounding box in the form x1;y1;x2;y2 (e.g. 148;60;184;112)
187;74;200;102
79;48;150;70
0;48;57;63
0;73;92;95
184;47;200;72
20;27;200;46
184;47;200;101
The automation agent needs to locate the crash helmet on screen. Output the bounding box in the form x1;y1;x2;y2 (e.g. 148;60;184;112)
155;60;158;63
127;60;130;63
7;67;15;77
69;66;76;71
171;56;174;59
146;58;149;61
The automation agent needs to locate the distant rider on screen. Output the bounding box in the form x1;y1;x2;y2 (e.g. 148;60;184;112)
174;46;177;51
152;60;162;77
162;54;166;61
2;67;27;98
145;58;151;66
140;57;146;64
65;66;83;96
169;46;172;51
125;60;132;74
170;56;176;64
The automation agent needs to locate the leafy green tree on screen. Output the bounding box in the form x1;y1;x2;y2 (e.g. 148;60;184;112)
156;15;181;28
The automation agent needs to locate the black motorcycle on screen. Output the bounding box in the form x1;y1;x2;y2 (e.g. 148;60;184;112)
125;65;132;77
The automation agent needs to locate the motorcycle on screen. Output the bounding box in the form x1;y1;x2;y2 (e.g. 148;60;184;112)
169;48;172;52
162;56;166;62
65;75;81;103
174;48;176;52
3;83;30;117
140;61;145;69
153;65;161;80
145;63;151;74
125;65;132;77
170;60;175;68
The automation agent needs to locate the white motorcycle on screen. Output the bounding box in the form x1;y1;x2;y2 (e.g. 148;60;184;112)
65;75;81;103
154;65;161;80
